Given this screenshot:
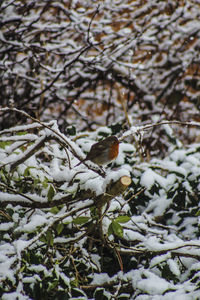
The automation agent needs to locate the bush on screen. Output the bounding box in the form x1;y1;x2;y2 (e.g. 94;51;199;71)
0;111;200;299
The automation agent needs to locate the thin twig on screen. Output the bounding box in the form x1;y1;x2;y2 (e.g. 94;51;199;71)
87;5;100;45
0;182;35;203
0;107;105;177
29;45;92;101
120;120;200;141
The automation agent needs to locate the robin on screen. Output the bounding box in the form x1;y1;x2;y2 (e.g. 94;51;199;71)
75;135;120;166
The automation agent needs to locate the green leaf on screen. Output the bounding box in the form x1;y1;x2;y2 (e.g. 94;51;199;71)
63;219;72;225
46;229;54;247
115;216;131;224
108;223;114;236
17;131;28;136
19;265;26;273
112;221;123;238
56;223;64;235
70;278;79;288
90;206;98;219
0;169;7;184
47;185;55;201
117;293;130;300
73;216;90;225
42;177;49;189
47;280;58;292
40;235;47;244
0;141;11;149
50;207;60;214
24;166;35;177
6;207;14;217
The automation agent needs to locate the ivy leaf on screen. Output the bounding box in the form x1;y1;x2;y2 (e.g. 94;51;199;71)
73;216;90;225
115;216;131;224
47;185;55;201
112;221;123;238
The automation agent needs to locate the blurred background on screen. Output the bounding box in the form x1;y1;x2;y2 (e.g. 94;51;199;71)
1;0;200;155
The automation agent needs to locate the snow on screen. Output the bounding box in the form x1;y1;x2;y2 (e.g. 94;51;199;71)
84;176;104;195
0;116;200;297
136;274;171;295
104;168;130;187
90;254;101;270
2;292;29;300
168;259;181;277
0;256;16;283
150;253;171;268
0;121;49;134
116;142;135;165
75;171;104;195
151;160;187;177
0;222;13;231
14;240;29;257
0;192;29;204
0;135;199;293
140;169;170;189
59;272;70;286
0;134;37;142
144;236;200;252
23;275;40;284
124;229;145;242
145;194;172;216
28;264;50;276
1;1;200;298
90;273;111;285
20;214;48;233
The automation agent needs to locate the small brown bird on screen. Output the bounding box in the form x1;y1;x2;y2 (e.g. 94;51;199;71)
76;136;120;166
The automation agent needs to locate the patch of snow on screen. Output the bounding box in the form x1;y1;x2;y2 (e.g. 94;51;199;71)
90;273;111;285
168;258;181;277
20;214;48;233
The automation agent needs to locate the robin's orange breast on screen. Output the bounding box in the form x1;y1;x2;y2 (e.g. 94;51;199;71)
108;143;119;160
